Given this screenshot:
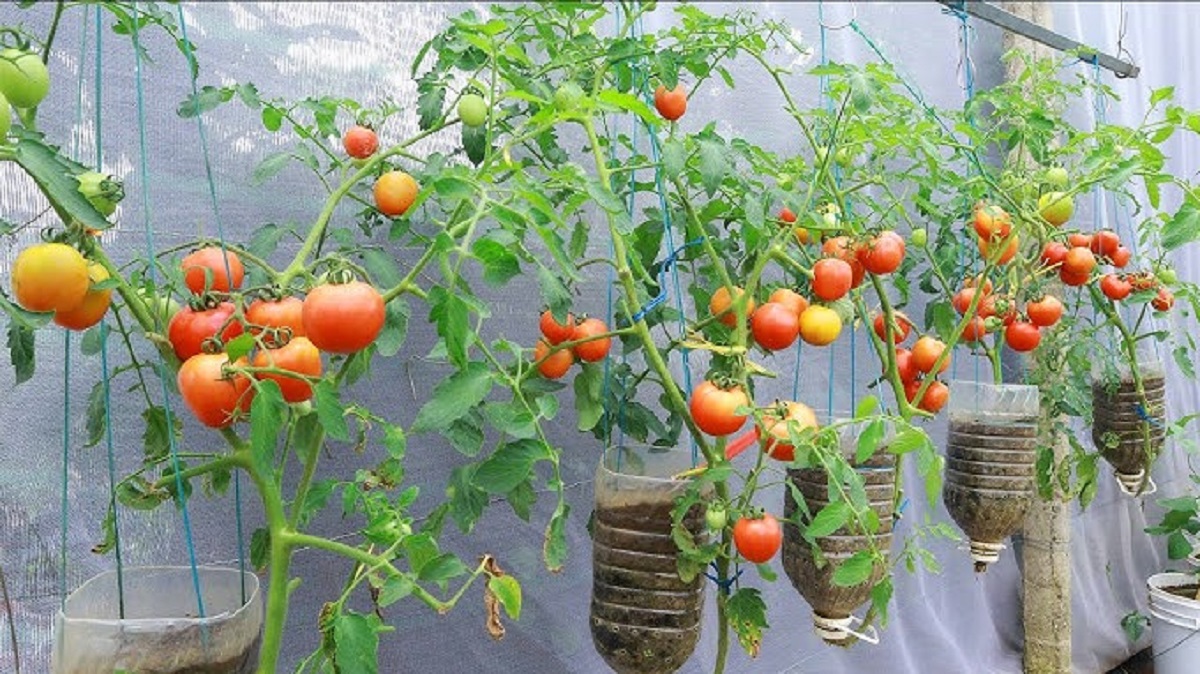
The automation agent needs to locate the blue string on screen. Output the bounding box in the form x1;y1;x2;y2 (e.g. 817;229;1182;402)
629;239;706;323
174;4;249;606
130;1;206;621
91;6;127;619
58;6;91;616
818;2;838;424
704;560;744;595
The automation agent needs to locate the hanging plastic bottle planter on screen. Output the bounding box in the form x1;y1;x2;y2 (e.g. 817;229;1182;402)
783;418;895;645
942;381;1040;572
52;566;263;674
590;445;709;674
1092;358;1166;496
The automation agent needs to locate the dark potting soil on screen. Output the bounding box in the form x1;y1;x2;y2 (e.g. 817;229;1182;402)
591;502;705;673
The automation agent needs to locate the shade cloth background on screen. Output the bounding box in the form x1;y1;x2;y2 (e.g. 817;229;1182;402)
1;2;1198;672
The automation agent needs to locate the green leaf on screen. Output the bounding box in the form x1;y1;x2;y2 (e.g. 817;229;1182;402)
536;265;573;321
80;325;104;356
261;106;283;131
427;286;472;369
418;552;468;583
543;502;570;572
727;587;768;656
416;72;446;130
445;412;485;457
411;362;494;434
250;528;270;571
1162;202;1200;251
832;550;875;587
1151;86;1176;106
447;464;488;533
377;575;414;607
463;123;488;165
313;380;350;441
856;419;884;464
251;151;292;185
473;439;546;494
176;84;234;117
250;379;286;480
697;136;728;196
432;175;475;201
488;575;523;620
595;89;657;125
662;138;687;178
331;611;381;674
1167;531;1193;560
889;427;929;455
142;405;179;460
854;395;879;419
376;299;410;358
806;501;850;539
472;238;522;286
85;381;106;448
1121;611;1151;643
1174;346;1196;380
224;333;256;362
7;320;34;385
506;479;537;521
574;362;604;431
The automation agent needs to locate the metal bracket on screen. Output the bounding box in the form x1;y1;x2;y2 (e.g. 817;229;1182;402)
935;0;1140;79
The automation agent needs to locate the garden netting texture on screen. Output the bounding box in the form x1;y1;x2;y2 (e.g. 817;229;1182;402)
1;2;1197;672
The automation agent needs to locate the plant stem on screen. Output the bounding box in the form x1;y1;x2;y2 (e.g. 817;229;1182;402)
245;455;293;674
41;0;66;64
287;423;326;530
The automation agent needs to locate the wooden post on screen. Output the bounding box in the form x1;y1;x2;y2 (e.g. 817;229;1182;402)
1000;4;1073;672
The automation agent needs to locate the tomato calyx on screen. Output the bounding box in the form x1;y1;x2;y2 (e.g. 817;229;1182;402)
187;292;230;313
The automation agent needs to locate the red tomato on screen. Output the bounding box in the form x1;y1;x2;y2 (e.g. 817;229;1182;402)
168;302;244;362
374;171;419;217
978;234;1019;265
733;513;783;563
1062;247;1096;276
895;348;919;384
821;236;866;288
654;84;687;121
539;310;576;344
571;317;611;362
343;125;379;159
534;339;573;378
961;316;987;343
1130;273;1158;291
963;275;994;295
1110;246;1132;268
1067;233;1093;249
181;247;244;294
53;262;112;331
973;203;1012;240
779;207;797;224
177;353;250;429
761;401;819;462
246;297;306;343
907;379;949;413
302;281;385;353
1152;288;1175;312
858;231;906;275
912;336;949;375
690;381;749;436
252;336;322;403
953;287;979;316
873;311;912;343
1005;321;1042;352
709;286;755;328
812;258;853;301
1059;267;1090;287
1040;242;1068;269
769;288;808;318
1026;295;1064;327
1100;274;1132;301
1091;230;1121;258
751;302;801;351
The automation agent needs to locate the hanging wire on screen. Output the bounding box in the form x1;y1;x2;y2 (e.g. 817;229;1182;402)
173;3;249;606
130;1;207;620
91;5;127;619
58;4;92;615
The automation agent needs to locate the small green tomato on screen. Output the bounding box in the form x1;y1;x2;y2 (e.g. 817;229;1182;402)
553;82;584;111
705;505;727;532
457;93;488;127
910;228;928;247
1044;166;1069;188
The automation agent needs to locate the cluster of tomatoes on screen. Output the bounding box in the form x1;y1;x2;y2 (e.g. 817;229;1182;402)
11;242;113;330
0;46;51;139
533;310;612;379
341;125;421;219
871;313;951;414
1041;228;1175;311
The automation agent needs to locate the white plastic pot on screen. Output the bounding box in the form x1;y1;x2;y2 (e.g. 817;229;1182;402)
52;566;263;674
1147;572;1200;673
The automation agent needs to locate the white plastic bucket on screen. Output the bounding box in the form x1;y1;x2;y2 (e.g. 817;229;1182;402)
1147;572;1200;672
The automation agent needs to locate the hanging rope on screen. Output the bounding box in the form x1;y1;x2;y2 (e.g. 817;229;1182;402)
130;1;206;620
91;5;128;618
174;4;249;606
58;5;91;614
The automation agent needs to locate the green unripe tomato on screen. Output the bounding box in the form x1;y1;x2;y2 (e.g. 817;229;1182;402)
835;147;854;168
776;173;794;190
910;228;928;247
76;171;124;217
291;399;314;416
553;82;584;111
705;505;727;532
0;91;9;141
815;147;830;165
1157;267;1178;285
1044;166;1069;188
0;48;50;109
457;93;488;127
